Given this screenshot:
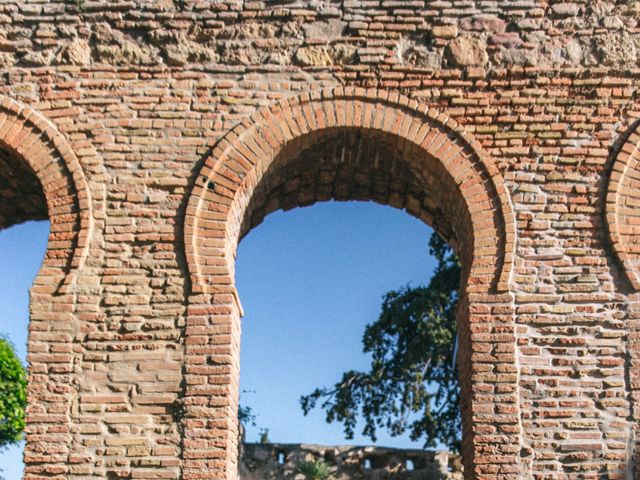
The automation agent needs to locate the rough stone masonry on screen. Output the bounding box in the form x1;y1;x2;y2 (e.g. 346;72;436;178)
0;0;639;479
239;443;463;479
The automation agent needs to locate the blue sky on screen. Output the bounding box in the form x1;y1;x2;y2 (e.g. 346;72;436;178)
0;201;437;476
0;221;48;479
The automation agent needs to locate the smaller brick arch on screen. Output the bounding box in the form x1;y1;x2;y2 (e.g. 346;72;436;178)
605;121;640;291
185;88;516;295
0;97;93;480
183;88;525;480
0;95;92;291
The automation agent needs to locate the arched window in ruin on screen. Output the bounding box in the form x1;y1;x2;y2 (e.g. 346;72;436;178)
184;89;524;479
0;97;92;479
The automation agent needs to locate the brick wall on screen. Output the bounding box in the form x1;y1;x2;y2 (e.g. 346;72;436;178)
0;1;638;479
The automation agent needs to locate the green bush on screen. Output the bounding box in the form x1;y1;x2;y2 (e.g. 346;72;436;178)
0;337;26;449
294;459;332;480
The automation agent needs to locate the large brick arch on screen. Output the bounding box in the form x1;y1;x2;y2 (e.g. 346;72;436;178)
0;95;92;291
0;96;93;478
186;88;515;294
183;88;525;479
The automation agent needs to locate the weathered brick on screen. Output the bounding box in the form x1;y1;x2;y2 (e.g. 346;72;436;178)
0;3;636;480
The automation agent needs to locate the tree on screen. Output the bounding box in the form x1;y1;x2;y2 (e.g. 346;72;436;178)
300;233;461;452
238;404;256;428
0;337;27;450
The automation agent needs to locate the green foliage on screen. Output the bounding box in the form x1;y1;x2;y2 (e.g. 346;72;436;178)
238;404;256;427
0;337;27;450
294;459;332;480
301;234;461;452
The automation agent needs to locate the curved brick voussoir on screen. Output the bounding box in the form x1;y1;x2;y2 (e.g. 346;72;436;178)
186;88;516;297
606;121;640;291
0;96;93;480
0;95;93;292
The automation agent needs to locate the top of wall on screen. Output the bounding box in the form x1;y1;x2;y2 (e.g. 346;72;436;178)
240;442;463;480
2;1;639;73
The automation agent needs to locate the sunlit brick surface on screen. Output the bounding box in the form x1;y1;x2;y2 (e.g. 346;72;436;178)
0;1;638;479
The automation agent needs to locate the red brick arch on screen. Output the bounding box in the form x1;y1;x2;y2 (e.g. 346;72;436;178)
606;121;640;291
0;95;92;290
182;88;526;480
0;96;93;477
185;88;515;295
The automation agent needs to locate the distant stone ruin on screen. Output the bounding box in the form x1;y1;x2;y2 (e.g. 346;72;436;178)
4;1;640;478
239;443;463;479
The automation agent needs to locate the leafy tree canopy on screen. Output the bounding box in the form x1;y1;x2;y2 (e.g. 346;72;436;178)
300;233;461;452
0;337;27;450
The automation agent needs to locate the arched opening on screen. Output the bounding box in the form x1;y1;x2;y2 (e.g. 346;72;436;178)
236;202;448;453
233;128;467;471
0;140;56;478
184;90;521;479
0;97;91;480
238;127;472;277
